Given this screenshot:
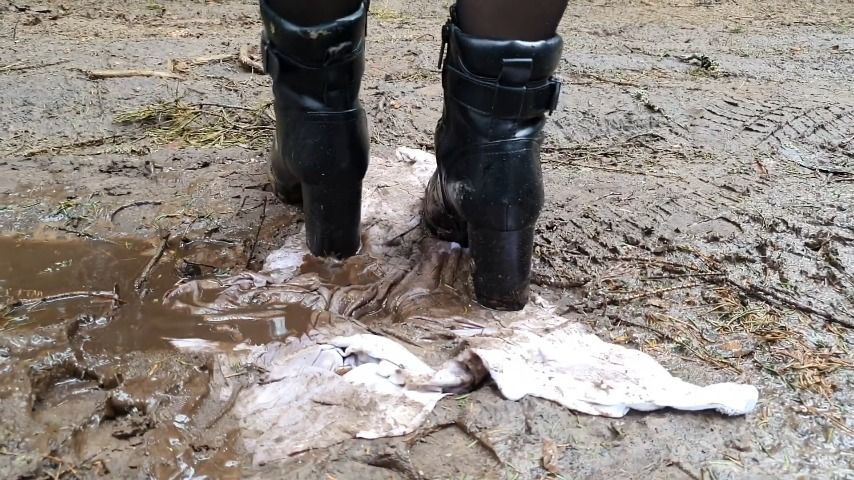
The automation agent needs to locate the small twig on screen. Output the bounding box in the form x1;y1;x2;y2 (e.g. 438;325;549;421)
196;102;259;112
352;319;423;349
404;421;457;447
726;279;853;328
0;59;69;73
643;272;726;281
44;455;79;479
14;134;125;158
246;197;268;269
616;317;738;372
50;226;104;242
615;283;705;303
532;272;591;289
238;45;265;74
3;291;120;315
134;233;171;296
615;317;675;341
624;131;667;143
182;53;236;66
85;69;185;80
384;222;420;246
453;419;508;469
668;460;702;480
545;160;678;179
110;200;163;222
570;71;641;88
204;383;245;429
107;283;122;318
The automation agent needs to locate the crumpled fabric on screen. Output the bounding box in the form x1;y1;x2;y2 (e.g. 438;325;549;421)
165;147;759;466
226;335;446;464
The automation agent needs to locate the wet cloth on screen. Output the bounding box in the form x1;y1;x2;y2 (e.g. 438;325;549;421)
165;148;758;466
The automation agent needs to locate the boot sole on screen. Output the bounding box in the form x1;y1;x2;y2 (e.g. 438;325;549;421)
468;225;535;311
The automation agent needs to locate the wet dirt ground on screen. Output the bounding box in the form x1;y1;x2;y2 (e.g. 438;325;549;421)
1;0;852;478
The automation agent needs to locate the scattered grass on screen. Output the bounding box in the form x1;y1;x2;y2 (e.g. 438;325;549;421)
368;0;413;22
619;278;849;399
688;65;727;78
456;393;471;410
146;0;166;14
710;287;850;397
383;68;439;83
115;100;274;148
369;5;406;21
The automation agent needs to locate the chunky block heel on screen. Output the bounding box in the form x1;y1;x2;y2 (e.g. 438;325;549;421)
302;182;362;259
469;226;535;311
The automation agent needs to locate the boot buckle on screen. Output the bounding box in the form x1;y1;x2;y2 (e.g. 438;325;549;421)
261;33;278;78
547;79;562;115
491;84;527;119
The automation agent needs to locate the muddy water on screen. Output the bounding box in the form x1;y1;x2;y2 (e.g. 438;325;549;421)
299;254;383;286
0;235;305;355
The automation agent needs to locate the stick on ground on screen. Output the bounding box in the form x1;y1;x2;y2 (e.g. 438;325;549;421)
110;201;163;222
2;291;121;316
238;45;265;74
134;233;171;297
0;59;69;73
246;197;268;268
85;69;185;80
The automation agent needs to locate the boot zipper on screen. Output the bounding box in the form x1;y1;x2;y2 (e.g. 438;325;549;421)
438;19;451;70
438;5;456;70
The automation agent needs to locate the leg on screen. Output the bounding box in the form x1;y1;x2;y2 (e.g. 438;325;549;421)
423;1;567;310
260;0;370;258
457;0;568;41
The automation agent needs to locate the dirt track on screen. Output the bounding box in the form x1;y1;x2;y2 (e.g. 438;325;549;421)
1;0;852;478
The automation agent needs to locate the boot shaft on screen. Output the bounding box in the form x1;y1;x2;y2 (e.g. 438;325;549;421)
260;0;367;111
437;5;563;143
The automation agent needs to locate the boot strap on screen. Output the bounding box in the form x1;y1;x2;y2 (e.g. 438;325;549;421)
263;37;365;104
445;63;561;119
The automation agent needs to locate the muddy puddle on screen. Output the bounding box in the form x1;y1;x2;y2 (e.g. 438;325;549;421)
0;235;315;356
0;235;264;478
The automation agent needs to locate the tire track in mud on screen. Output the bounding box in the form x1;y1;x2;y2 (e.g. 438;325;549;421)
536;130;853;328
535;141;747;282
695;94;854;172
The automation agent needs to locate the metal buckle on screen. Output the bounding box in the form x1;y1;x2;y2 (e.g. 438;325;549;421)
547;79;562;114
261;33;274;76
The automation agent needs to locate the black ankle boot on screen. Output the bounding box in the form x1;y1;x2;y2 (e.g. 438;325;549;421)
260;0;369;259
424;6;563;310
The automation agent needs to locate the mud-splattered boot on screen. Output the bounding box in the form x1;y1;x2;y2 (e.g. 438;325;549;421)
260;0;369;258
423;6;563;310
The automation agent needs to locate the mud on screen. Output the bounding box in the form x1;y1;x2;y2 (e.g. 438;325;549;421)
1;0;853;479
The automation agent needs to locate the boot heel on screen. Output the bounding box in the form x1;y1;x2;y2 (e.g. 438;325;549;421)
302;182;362;259
468;225;535;311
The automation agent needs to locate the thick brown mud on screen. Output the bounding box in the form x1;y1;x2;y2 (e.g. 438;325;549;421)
0;236;260;478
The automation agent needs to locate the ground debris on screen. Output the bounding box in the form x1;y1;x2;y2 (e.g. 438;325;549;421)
238;44;265;74
168;53;236;74
115;99;274;148
541;437;560;474
134;232;171;297
84;68;185;80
